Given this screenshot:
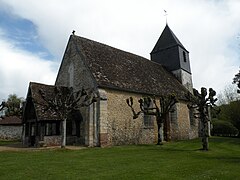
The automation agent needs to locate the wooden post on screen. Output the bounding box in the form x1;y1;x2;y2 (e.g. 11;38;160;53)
61;119;66;148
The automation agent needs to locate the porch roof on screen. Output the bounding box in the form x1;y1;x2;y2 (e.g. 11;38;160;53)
26;82;67;121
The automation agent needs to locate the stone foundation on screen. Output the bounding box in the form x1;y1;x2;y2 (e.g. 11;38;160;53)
43;136;61;146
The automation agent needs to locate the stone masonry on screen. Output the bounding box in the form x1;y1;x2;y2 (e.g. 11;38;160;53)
0;125;22;140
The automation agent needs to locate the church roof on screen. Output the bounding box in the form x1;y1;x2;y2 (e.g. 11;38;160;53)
72;35;189;99
151;24;188;54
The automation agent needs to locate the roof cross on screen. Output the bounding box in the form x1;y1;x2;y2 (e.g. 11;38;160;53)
164;10;168;24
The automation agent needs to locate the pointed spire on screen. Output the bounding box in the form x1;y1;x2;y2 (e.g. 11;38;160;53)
151;25;187;54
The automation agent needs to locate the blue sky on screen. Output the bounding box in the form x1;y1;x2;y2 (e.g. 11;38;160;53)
0;0;240;101
0;6;53;59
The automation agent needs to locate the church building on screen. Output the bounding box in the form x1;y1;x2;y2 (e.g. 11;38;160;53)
23;25;199;147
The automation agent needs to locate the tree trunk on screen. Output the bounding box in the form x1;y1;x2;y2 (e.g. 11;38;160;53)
202;136;209;151
22;123;26;146
61;118;67;148
157;122;163;145
163;115;171;141
202;118;209;151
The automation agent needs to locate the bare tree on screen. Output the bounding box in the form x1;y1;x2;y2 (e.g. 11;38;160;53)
39;86;98;148
217;85;239;105
233;69;240;93
126;94;178;145
186;87;218;151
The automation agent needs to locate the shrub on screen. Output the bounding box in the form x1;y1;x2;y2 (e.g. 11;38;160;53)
211;119;239;137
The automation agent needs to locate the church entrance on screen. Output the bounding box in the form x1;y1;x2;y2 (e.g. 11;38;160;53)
66;110;83;145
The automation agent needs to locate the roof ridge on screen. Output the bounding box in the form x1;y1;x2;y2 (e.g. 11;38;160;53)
72;35;186;77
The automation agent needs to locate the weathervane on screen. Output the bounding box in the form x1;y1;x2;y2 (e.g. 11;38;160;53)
164;10;168;24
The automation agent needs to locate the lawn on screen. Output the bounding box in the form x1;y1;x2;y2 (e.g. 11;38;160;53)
0;140;19;146
0;137;239;180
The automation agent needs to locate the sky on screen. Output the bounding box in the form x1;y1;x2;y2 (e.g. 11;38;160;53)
0;0;240;100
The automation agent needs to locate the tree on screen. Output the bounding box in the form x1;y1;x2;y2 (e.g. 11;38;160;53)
217;84;239;105
0;94;23;117
126;94;178;145
39;86;98;148
216;100;240;136
233;69;240;93
186;87;218;151
0;102;6;111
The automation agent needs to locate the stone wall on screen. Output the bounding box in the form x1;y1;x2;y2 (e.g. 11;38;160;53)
172;69;193;93
0;125;22;140
55;36;97;147
43;136;61;146
105;89;157;146
55;36;96;90
170;102;199;140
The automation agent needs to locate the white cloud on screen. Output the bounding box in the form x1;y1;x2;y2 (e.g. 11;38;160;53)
1;0;240;97
0;33;57;100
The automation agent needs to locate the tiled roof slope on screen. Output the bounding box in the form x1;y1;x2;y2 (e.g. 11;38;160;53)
28;82;67;121
72;35;189;99
0;116;22;125
151;24;187;53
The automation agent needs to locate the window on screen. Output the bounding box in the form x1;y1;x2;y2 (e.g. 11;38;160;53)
189;109;195;126
143;98;154;128
45;122;60;136
45;123;52;136
68;63;74;87
183;51;187;62
170;108;177;124
144;115;154;128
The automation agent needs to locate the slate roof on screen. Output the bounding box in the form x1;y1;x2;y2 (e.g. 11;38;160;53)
0;116;22;125
151;24;188;54
26;82;68;121
72;35;189;99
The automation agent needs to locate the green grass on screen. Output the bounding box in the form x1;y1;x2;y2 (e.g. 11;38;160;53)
0;140;19;146
0;137;240;180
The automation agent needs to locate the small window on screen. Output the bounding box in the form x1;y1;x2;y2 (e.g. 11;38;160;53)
144;115;154;128
143;98;154;128
45;122;60;136
189;109;195;126
45;123;52;136
183;51;187;62
170;110;177;123
169;104;178;124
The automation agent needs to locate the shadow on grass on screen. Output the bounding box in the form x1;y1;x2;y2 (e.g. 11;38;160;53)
145;144;201;152
211;136;240;144
206;156;240;163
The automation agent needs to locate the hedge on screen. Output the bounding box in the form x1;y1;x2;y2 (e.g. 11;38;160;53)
211;119;239;137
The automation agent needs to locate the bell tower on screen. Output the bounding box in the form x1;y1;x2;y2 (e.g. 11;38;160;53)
150;24;193;92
